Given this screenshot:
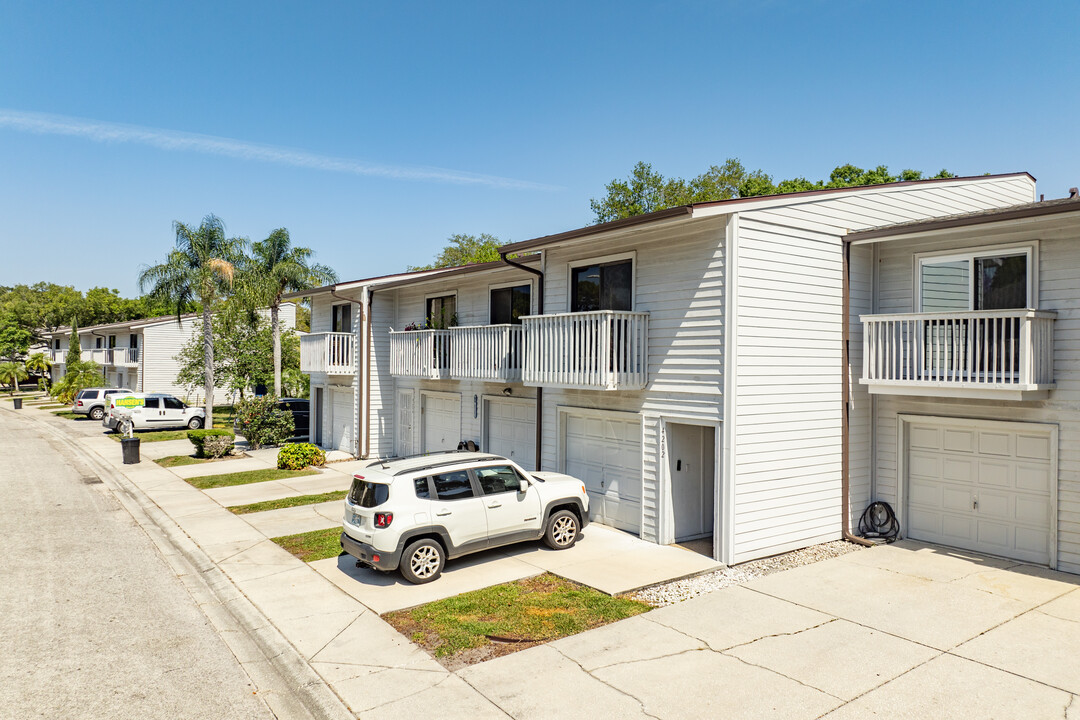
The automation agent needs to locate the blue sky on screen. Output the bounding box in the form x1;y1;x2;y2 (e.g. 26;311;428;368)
2;1;1077;296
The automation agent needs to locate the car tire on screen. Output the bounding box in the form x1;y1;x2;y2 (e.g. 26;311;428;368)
89;406;104;421
399;538;445;584
187;417;203;430
544;509;580;550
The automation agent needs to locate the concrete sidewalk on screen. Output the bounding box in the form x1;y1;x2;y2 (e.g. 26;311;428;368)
29;405;1080;719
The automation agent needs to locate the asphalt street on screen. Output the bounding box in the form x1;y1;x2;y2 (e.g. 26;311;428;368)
0;410;275;720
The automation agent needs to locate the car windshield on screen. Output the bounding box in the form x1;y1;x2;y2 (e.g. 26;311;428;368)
348;477;389;508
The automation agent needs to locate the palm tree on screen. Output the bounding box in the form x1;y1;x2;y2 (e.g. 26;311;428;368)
245;228;336;395
0;362;28;394
139;214;244;428
25;352;51;382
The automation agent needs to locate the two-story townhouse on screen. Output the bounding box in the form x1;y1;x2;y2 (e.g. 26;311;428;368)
301;172;1035;565
46;302;297;404
846;195;1080;574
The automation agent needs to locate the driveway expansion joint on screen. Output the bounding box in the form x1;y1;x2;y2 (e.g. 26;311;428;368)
721;649;846;704
551;644;664;720
715;617;837;654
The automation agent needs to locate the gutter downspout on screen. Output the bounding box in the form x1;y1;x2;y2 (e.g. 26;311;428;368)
500;251;544;471
842;240;875;548
364;288;373;459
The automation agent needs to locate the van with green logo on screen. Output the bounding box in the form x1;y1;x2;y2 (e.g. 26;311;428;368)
104;393;206;432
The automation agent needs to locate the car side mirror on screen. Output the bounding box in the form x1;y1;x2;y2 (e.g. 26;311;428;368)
519;479;529;493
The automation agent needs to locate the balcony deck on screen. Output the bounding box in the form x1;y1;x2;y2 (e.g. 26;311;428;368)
522;310;649;391
300;332;355;375
861;309;1056;400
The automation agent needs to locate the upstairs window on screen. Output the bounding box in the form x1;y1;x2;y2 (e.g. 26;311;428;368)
571;259;632;312
490;284;531;325
918;248;1033;312
129;334;139;349
332;304;352;333
426;294;457;328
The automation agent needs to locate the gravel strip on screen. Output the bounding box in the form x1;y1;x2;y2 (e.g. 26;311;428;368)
631;540;865;607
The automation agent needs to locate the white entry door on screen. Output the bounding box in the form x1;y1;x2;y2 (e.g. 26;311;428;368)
331;388;353;455
422;393;460;453
396;389;415;457
484;398;536;470
669;423;716;542
562;410;641;535
905;417;1055;566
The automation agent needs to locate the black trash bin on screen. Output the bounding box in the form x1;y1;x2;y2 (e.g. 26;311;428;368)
121;437;141;464
12;398;22;410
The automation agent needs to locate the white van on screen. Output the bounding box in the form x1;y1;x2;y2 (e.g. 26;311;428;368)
105;393;206;432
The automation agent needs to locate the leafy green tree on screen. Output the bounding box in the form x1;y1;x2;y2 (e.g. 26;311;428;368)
25;352;50;379
139;214;245;428
590;159;770;223
0;324;32;360
408;233;503;271
242;228;336;395
175;313;300;399
0;361;27;393
738;164;958;197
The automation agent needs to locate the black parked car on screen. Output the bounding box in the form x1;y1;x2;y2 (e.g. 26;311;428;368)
279;397;309;440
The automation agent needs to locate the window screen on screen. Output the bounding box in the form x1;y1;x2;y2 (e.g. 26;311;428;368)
431;470;474;500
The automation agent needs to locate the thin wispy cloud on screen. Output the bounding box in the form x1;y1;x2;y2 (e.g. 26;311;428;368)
0;109;559;191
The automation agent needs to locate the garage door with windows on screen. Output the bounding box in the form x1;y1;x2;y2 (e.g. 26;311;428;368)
485;398;535;470
904;416;1056;566
562;410;642;535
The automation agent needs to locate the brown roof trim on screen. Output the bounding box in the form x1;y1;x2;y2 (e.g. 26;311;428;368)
282;268;446;300
499;172;1035;254
372;257;541;291
498;206;693;253
846;197;1080;242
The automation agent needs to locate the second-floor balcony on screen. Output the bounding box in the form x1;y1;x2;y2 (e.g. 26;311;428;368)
861;309;1056;400
522;310;650;391
389;325;524;382
300;332;356;375
389;329;452;380
82;348;139;366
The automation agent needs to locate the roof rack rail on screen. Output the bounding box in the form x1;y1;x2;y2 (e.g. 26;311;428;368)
392;455;507;477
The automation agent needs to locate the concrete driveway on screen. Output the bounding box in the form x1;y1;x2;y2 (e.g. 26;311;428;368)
459;541;1080;719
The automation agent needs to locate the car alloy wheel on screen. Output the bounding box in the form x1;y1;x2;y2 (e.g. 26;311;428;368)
410;546;441;579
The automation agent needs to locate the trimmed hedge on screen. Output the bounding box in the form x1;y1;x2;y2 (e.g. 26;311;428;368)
277;443;326;470
188;429;235;458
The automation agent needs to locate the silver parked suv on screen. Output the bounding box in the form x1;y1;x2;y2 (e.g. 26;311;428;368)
341;452;590;584
72;387;134;421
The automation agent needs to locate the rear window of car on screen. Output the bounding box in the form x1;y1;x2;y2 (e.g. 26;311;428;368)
349;477;389;508
431;471;474;500
78;390;98;400
414;477;431;499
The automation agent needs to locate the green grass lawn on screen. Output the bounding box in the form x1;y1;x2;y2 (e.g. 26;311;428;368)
271;527;342;562
185;467;318;490
51;410;82;419
108;429;194;443
155;455;212;468
384;574;651;661
228;490;347;515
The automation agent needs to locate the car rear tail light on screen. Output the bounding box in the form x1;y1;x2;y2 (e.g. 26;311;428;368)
374;512;393;528
76;400;82;407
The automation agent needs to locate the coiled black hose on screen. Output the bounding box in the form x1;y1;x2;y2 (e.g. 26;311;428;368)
858;501;900;543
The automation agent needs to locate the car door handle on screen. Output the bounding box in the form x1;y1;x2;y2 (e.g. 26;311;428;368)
487;501;502;509
435;510;452;517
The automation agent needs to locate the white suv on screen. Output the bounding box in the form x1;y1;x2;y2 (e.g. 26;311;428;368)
72;387;134;421
341;452;590;584
104;393;207;431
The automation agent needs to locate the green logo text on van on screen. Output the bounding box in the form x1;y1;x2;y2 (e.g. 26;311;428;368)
114;396;144;408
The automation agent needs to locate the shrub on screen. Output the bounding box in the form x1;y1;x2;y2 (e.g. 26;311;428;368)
235;395;295;450
202;434;236;459
188;429;235;458
277;443;326;470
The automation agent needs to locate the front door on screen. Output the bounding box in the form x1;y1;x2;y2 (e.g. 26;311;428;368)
669;423;715;542
397;389;415;457
314;388;323;446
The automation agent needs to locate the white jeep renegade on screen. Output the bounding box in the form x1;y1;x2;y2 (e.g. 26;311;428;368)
340;452;590;584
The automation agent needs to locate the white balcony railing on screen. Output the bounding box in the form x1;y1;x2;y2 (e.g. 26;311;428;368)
522;310;649;391
300;332;356;375
389;329;452;379
50;350;66;365
861;309;1056;397
448;325;524;382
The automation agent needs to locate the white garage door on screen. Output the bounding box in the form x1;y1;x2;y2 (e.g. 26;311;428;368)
906;417;1055;565
331;388;353;455
485;399;535;470
562;411;641;535
423;393;460;452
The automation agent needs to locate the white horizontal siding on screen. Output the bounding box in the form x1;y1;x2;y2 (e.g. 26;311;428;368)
730;175;1035;563
865;224;1080;573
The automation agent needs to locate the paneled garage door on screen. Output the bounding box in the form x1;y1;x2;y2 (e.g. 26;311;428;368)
485;398;535;470
422;393;460;452
905;417;1056;566
562;410;641;535
331;388;353;455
